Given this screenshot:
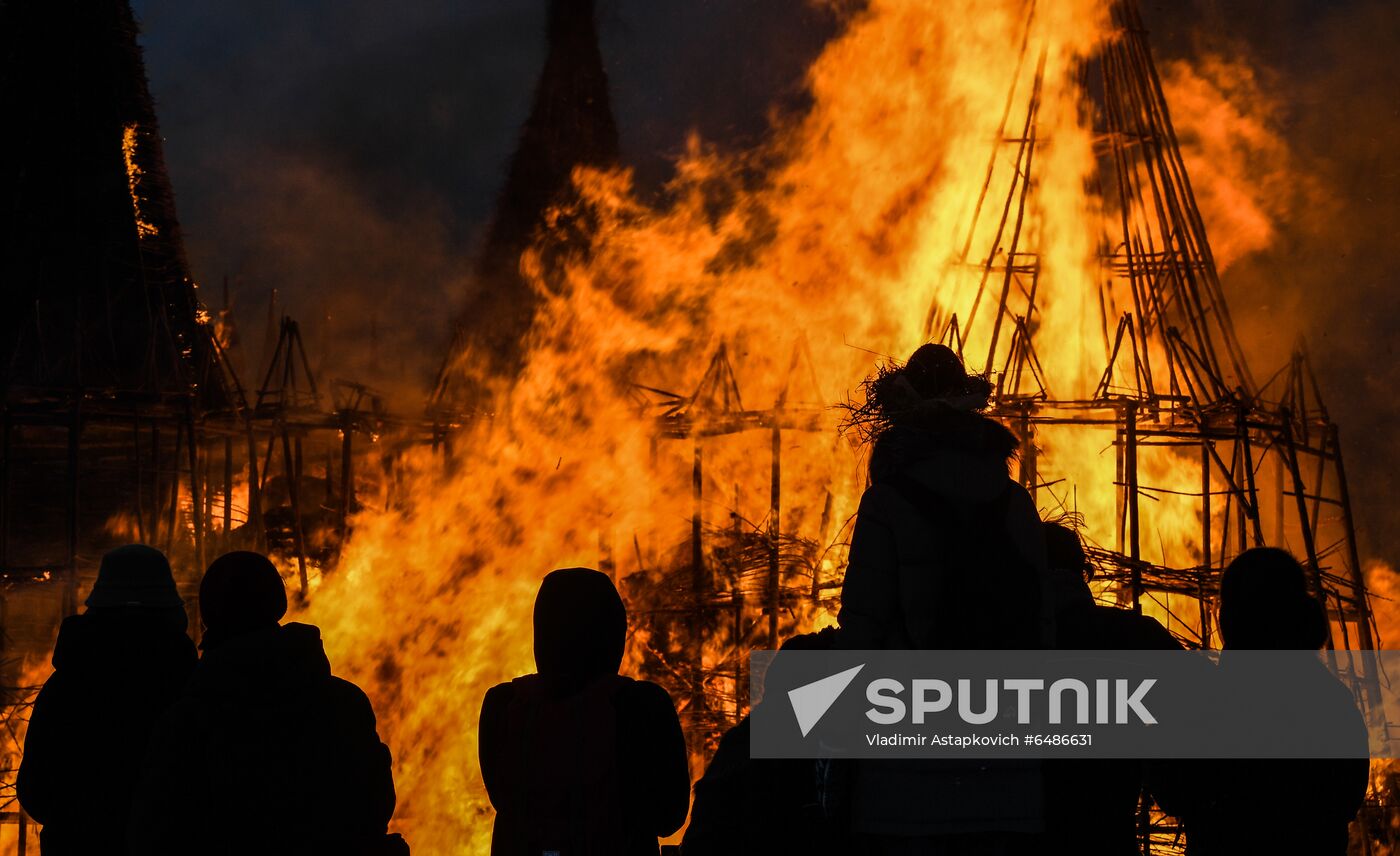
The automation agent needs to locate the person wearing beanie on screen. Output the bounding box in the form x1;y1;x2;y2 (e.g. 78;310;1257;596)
478;568;690;856
18;544;197;856
1165;548;1369;855
129;551;402;856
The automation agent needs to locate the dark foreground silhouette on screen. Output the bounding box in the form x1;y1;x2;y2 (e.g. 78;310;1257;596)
683;627;845;856
479;567;689;856
1041;522;1181;855
1156;547;1369;856
18;545;197;856
838;344;1051;851
129;550;402;856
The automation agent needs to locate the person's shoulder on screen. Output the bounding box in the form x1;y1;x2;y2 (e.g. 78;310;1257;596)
997;479;1039;518
48;613;96;669
1114;608;1182;650
324;674;374;705
481;678;526;721
857;481;903;510
312;674;382;732
616;677;679;714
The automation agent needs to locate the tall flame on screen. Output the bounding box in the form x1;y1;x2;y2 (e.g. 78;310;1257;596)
296;1;1137;851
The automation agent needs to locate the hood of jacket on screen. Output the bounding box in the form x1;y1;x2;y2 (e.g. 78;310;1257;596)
51;609;196;678
533;568;626;692
186;622;331;719
869;411;1019;503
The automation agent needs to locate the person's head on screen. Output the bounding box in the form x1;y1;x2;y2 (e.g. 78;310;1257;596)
860;344;1014;483
199;551;288;650
755;626;843;705
86;544;186;630
533;568;627;685
1045;523;1088;578
1044;521;1094;612
779;626;842;653
1219;547;1328;650
866;344;994;421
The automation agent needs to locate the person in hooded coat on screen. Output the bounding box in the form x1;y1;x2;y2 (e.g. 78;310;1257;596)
128;551;400;856
1160;548;1369;855
1040;522;1180;855
837;344;1053;853
18;544;197;856
478;567;689;856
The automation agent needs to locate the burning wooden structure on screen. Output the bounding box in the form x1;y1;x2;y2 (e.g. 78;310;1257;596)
0;2;424;846
0;0;1395;852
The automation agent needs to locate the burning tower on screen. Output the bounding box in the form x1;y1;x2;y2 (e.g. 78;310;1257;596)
0;0;235;612
433;0;621;412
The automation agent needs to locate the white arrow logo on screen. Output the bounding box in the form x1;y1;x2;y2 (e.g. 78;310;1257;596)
788;664;865;737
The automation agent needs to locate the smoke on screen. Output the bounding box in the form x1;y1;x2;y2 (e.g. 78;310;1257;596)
131;0;830;408
131;0;1399;558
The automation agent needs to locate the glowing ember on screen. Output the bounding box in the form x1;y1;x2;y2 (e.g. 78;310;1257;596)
121;123;159;239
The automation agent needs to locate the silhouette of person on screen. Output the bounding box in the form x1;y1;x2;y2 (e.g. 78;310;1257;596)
479;567;689;856
18;544;197;856
1040;522;1180;855
129;551;401;856
1172;547;1369;855
683;627;844;856
837;344;1053;853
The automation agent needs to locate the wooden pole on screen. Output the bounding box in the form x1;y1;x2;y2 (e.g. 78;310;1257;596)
691;439;705;710
340;422;354;538
1021;408;1037;503
768;425;781;646
1332;425;1376;650
1124;403;1141;613
223;435;233;552
281;427;310;598
187;409;203;573
166;422;182;555
245;422;263;551
1199;440;1212;646
133;417;145;543
1279;413;1338;673
1236;411;1266;547
65;408;80;617
150;426;162;545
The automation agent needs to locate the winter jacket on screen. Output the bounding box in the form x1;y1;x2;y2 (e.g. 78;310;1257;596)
839;421;1051;651
478;568;689;856
128;622;396;856
18;610;197;856
1165;655;1368;856
838;417;1052;839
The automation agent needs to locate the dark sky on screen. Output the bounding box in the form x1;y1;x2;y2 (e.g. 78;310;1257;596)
127;0;1400;563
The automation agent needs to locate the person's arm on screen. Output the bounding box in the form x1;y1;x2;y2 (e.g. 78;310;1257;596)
620;680;691;838
681;720;749;855
838;488;901;649
16;676;70;827
478;683;515;812
319;678;397;838
1001;483;1055;647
